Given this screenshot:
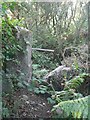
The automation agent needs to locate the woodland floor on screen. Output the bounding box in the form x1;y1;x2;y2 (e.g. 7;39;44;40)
11;88;53;118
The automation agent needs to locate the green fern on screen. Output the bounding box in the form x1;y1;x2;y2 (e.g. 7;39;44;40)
52;95;90;119
52;90;83;102
64;73;89;90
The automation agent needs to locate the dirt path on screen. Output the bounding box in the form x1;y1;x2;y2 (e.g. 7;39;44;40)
12;88;53;118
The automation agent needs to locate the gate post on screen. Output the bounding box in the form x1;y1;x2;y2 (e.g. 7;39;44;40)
15;26;32;83
25;32;32;83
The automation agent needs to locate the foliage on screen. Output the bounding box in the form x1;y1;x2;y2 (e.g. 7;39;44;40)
2;107;10;118
50;73;89;119
2;3;25;117
32;51;59;70
1;1;89;118
47;97;56;104
64;73;89;90
32;64;49;79
52;95;89;119
2;2;25;90
33;85;48;94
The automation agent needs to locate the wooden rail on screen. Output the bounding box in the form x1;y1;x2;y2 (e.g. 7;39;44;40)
32;48;54;52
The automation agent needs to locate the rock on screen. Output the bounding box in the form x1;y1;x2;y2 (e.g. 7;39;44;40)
25;101;29;104
22;95;28;101
38;103;43;107
43;65;72;91
43;103;46;106
47;110;51;115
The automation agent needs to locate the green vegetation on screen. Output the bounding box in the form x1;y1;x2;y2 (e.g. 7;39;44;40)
1;1;89;119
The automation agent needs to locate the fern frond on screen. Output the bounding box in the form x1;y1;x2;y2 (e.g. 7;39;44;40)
52;95;90;119
52;90;83;102
64;73;89;90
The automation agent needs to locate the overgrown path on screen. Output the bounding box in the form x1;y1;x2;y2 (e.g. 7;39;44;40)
13;88;53;118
